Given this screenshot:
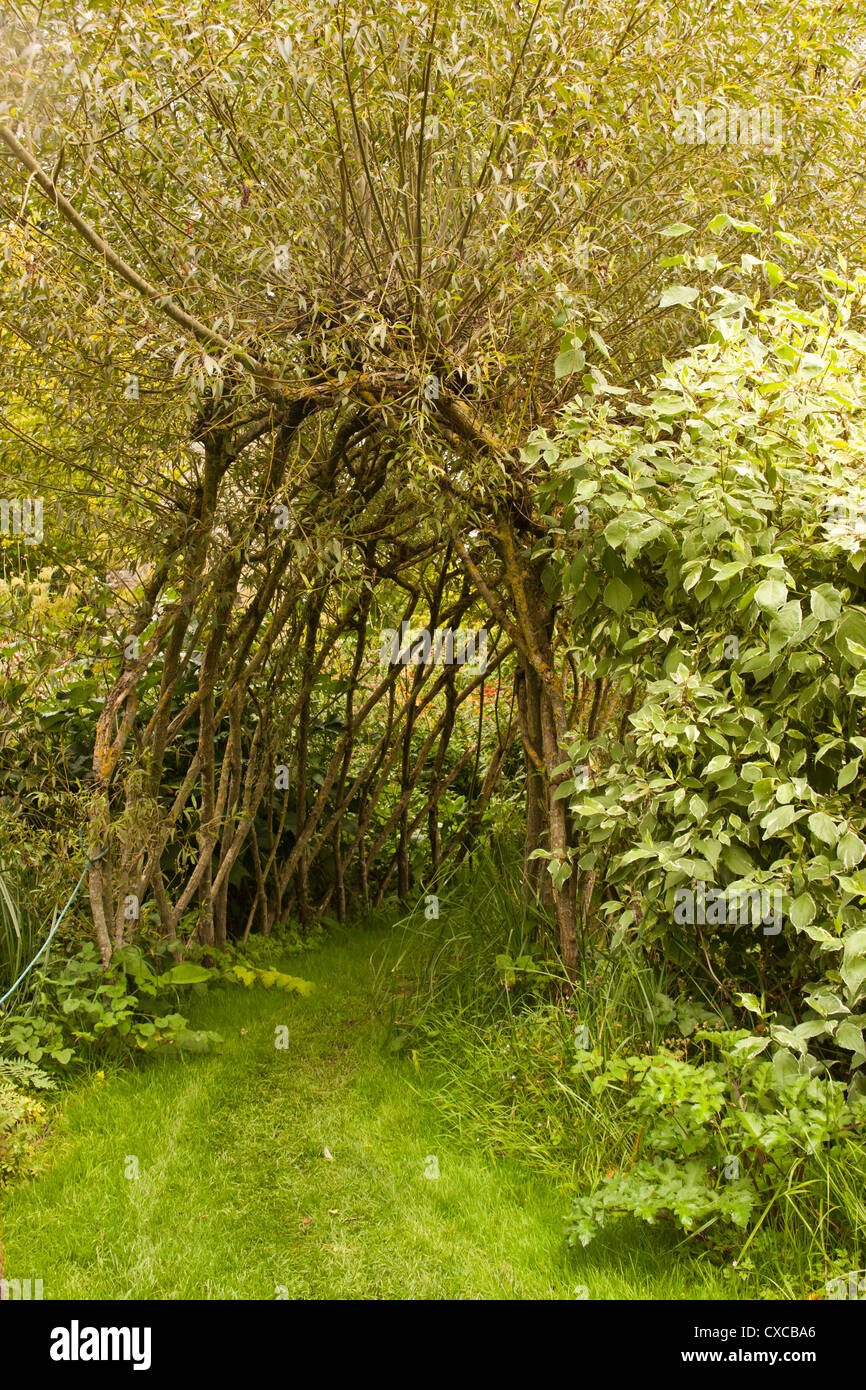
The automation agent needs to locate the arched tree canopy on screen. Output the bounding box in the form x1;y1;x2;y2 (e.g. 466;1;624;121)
1;0;865;974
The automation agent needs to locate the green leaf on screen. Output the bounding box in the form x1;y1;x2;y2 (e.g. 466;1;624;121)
789;893;816;930
604;517;630;546
804;990;848;1020
810;585;842;622
689;794;708;821
838;832;866;869
769;1025;808;1055
772;599;802;641
754;578;788;612
835;1019;866;1060
808;812;838;847
177;1028;224;1053
760;804;797;837
838;758;861;789
836;610;866;667
704;755;732;777
771;1048;802;1088
731;1034;771;1058
722;844;754;875
711;560;748;581
737;993;763;1015
841;928;866;1002
161;962;213;986
267;970;315;995
659;285;698;308
603;577;633;615
554;337;586;379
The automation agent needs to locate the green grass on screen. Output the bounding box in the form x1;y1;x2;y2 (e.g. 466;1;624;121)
2;923;749;1300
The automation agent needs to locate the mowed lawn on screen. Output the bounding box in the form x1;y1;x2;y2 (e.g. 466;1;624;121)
1;927;734;1300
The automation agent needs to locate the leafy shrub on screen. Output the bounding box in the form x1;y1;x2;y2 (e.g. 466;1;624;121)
216;919;322;969
537;276;866;1080
225;962;315;994
567;1032;866;1251
0;930;316;1073
0;942;220;1070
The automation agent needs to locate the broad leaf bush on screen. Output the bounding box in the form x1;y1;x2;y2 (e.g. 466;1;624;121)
0;934;314;1072
567;1033;865;1249
536;272;866;1086
0;942;225;1068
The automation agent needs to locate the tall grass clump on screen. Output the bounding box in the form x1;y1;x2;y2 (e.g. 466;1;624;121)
374;836;663;1188
0;868;36;1004
0;805;86;1010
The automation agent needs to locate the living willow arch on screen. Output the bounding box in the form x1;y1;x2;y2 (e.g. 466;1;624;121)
1;0;863;975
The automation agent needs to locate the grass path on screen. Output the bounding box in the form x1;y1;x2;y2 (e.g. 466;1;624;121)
1;927;734;1300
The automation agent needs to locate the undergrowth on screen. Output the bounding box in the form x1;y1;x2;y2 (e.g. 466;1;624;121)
377;841;866;1298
